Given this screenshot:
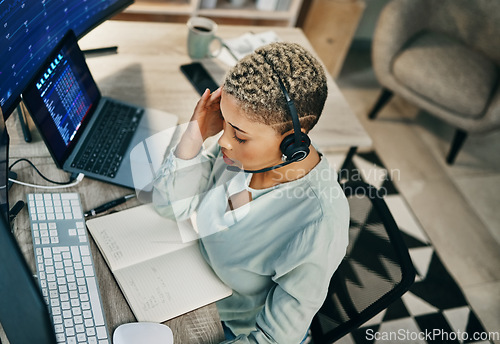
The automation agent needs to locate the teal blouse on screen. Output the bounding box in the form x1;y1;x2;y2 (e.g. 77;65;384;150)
153;144;349;344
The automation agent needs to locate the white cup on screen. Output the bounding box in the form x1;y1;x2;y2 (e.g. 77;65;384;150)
187;17;223;59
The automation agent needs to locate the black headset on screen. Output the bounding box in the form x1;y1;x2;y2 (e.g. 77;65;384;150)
227;57;311;174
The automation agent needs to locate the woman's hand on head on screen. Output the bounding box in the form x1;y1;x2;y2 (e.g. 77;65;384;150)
192;87;223;141
176;87;222;160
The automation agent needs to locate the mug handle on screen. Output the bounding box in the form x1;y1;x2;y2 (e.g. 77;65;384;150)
209;36;223;58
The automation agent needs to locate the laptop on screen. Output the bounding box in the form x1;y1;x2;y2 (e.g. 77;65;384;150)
22;30;178;189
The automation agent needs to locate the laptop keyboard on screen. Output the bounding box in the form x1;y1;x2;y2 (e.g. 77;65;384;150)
71;100;144;178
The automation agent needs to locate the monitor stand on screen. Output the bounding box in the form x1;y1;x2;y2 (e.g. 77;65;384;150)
17;102;32;143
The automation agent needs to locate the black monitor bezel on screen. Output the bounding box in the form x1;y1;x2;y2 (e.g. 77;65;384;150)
0;107;9;223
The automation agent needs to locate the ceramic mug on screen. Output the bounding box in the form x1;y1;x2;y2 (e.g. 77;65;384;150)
187;17;222;59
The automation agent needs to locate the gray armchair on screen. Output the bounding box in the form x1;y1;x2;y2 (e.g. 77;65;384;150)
368;0;500;164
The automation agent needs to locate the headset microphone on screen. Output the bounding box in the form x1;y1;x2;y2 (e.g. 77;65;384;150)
226;154;302;174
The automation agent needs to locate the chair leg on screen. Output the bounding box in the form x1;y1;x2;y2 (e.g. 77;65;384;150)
368;88;393;119
446;129;467;164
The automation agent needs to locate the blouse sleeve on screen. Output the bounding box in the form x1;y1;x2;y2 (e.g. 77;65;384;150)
220;218;348;344
152;143;220;221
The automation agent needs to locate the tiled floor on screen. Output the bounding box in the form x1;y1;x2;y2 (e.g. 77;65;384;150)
334;47;500;343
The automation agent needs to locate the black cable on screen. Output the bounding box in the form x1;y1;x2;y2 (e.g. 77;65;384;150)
8;158;77;185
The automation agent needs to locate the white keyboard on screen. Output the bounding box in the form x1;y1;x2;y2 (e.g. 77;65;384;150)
27;193;110;344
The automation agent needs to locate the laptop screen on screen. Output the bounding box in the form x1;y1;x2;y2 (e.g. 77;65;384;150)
23;30;100;167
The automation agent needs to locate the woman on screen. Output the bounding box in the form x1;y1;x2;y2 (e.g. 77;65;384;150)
153;42;349;343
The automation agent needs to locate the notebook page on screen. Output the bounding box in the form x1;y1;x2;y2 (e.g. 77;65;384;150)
87;204;194;271
114;243;232;322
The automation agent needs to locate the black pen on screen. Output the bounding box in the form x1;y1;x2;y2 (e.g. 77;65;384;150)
82;46;118;56
84;194;136;217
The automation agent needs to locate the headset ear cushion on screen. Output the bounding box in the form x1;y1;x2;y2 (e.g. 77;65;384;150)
280;132;311;162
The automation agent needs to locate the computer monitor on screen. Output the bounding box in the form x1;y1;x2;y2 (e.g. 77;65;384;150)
0;0;133;119
0;107;57;343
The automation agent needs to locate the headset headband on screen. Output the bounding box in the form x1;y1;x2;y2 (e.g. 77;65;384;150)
264;55;302;149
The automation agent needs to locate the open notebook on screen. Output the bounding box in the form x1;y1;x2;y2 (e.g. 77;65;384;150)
86;204;232;322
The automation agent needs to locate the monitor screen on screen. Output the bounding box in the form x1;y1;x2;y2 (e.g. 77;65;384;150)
0;0;133;119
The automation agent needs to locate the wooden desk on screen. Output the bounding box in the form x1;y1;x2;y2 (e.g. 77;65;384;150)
5;20;370;344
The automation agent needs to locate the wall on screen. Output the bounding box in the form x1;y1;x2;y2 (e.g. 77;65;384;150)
352;0;389;47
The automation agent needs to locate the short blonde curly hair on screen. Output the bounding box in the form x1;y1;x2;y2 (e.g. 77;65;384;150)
223;42;328;135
